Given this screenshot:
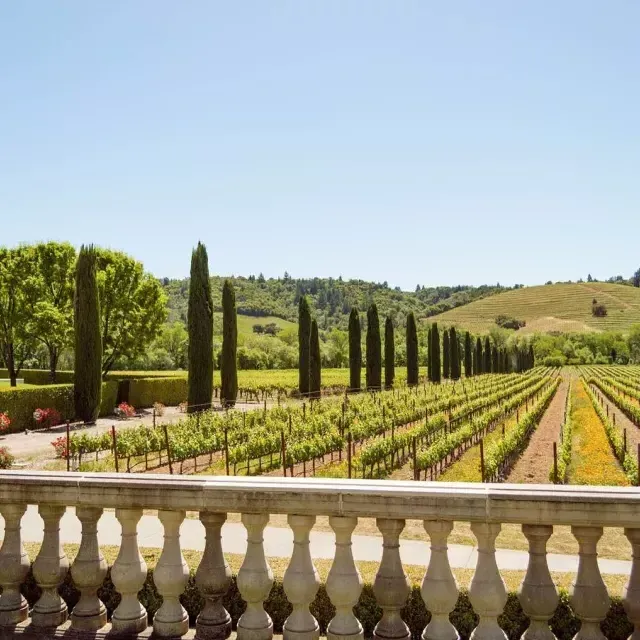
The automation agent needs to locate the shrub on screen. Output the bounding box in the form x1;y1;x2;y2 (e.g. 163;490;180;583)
153;402;166;417
0;447;14;469
33;407;62;429
543;354;567;367
0;412;10;431
592;302;608;317
495;315;526;330
115;402;136;419
51;436;68;459
129;377;189;408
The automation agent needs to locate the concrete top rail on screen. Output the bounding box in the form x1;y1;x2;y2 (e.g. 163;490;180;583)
0;470;638;527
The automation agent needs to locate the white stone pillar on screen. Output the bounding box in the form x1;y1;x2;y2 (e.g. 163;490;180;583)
518;525;558;640
154;509;190;637
326;516;363;640
624;528;640;640
421;520;459;640
469;522;507;640
31;504;69;628
373;519;410;640
283;515;320;640
0;503;30;626
570;526;609;640
111;508;148;634
196;512;232;640
70;506;108;631
237;513;274;640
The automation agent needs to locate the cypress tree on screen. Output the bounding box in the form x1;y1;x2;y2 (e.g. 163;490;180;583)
492;346;498;373
298;296;311;395
529;345;535;369
484;336;491;373
427;326;432;381
443;330;450;379
309;319;321;399
450;327;460;380
188;242;214;412
74;245;102;423
431;323;441;383
384;316;395;389
406;312;419;386
348;308;361;392
366;304;382;390
221;279;238;408
475;337;483;374
464;331;472;377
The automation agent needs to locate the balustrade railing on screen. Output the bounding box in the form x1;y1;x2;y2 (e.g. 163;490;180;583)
0;471;638;639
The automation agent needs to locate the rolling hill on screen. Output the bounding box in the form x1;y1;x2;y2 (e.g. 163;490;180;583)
429;282;640;334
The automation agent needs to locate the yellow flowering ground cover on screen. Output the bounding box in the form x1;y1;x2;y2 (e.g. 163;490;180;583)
568;380;629;486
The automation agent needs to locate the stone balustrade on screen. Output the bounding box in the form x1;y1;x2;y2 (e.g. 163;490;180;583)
0;471;638;639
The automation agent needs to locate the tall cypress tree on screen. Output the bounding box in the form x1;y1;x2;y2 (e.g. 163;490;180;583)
427;325;433;381
476;337;483;374
464;331;472;377
492;346;498;373
298;296;311;395
348;308;361;392
431;323;441;383
221;279;238;408
74;245;102;423
450;327;460;380
188;242;214;412
443;330;450;379
309;319;321;399
406;312;419;386
366;304;382;390
484;336;491;374
529;345;535;369
384;316;395;388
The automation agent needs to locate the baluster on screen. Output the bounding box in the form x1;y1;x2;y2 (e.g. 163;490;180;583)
624;528;640;640
518;525;558;640
421;520;459;640
570;526;609;640
469;522;507;640
111;508;148;634
284;515;320;640
327;516;363;640
196;512;232;640
237;513;274;640
70;506;108;631
31;504;69;628
373;518;410;640
154;509;190;637
0;504;30;626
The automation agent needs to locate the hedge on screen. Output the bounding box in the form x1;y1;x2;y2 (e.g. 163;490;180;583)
105;370;187;380
0;369;75;384
16;569;633;640
128;377;188;408
0;382;118;433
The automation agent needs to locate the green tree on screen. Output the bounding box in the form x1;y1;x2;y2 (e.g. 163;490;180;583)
443;329;450;379
298;296;312;395
431;323;441;383
187;242;214;412
384;316;395;388
484;336;491;373
476;337;483;374
327;329;349;368
406;312;419;386
450;327;460;380
221;279;238;407
74;246;102;423
348;308;361;391
629;325;640;363
156;321;188;368
366;304;381;390
309;319;321;399
464;331;472;377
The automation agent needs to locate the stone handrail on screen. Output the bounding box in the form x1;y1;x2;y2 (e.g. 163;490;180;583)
0;470;638;639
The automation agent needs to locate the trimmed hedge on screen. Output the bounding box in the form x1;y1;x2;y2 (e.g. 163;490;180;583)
0;369;75;384
128;377;188;408
18;569;633;640
105;370;187;380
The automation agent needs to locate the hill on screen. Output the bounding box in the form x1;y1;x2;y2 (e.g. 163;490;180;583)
430;282;640;334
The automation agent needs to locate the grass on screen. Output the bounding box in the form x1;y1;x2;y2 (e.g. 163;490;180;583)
429;282;640;334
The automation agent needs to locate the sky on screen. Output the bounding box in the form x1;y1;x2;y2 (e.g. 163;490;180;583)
1;1;639;290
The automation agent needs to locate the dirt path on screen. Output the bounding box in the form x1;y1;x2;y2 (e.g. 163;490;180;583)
507;375;570;483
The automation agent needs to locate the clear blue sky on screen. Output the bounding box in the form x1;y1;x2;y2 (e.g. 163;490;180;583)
1;1;639;290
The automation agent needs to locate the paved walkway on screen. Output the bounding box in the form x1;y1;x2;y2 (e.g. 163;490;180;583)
0;506;631;575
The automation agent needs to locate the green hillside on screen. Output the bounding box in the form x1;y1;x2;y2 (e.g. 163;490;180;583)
430;282;640;334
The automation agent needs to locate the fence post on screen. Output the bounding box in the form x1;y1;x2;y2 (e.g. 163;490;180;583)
224;427;230;475
412;437;417;481
480;439;485;483
163;424;173;475
624;428;628;454
111;425;119;473
281;431;287;477
153;408;156;429
553;442;558;485
637;442;640;488
66;421;70;472
347;432;352;479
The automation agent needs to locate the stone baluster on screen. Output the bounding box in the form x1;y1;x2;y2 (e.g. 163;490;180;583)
326;516;363;640
237;513;274;640
0;504;30;626
283;515;320;640
196;512;232;640
154;509;190;637
469;522;507;640
31;504;69;628
373;519;411;640
624;528;640;640
111;508;148;635
518;525;558;640
421;520;459;640
570;526;610;640
70;506;108;631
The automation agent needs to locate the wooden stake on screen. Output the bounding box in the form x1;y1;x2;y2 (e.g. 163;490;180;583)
480;439;485;483
163;424;173;475
224;427;230;475
347;431;352;479
66;421;70;472
412;437;417;481
111;425;119;473
553;442;558;484
281;430;287;477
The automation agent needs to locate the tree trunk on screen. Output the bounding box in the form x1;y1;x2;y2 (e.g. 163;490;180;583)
5;343;17;387
49;347;58;384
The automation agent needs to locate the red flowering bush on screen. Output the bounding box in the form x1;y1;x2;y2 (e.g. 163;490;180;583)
0;413;10;431
114;402;136;419
51;436;68;459
33;408;62;429
0;447;14;469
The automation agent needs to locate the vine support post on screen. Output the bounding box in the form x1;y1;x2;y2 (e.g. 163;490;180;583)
624;428;627;454
224;428;230;476
412;437;417;481
66;422;70;472
480;439;485;483
553;442;558;485
347;432;352;479
164;424;173;475
281;431;287;477
111;426;119;473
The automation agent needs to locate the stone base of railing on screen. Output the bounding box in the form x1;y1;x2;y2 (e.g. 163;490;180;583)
0;622;203;640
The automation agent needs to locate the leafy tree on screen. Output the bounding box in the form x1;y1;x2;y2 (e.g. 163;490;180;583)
366;304;381;390
156;321;188;369
475;337;483;374
221;279;238;407
443;330;450;379
309;319;321;399
326;329;349;368
188;242;214;412
450;327;460;380
74;246;102;423
634;269;640;288
431;323;441;383
484;336;491;373
348;309;362;390
298;296;312;395
629;325;640;363
464;331;472;377
406;312;419;386
384;316;395;388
